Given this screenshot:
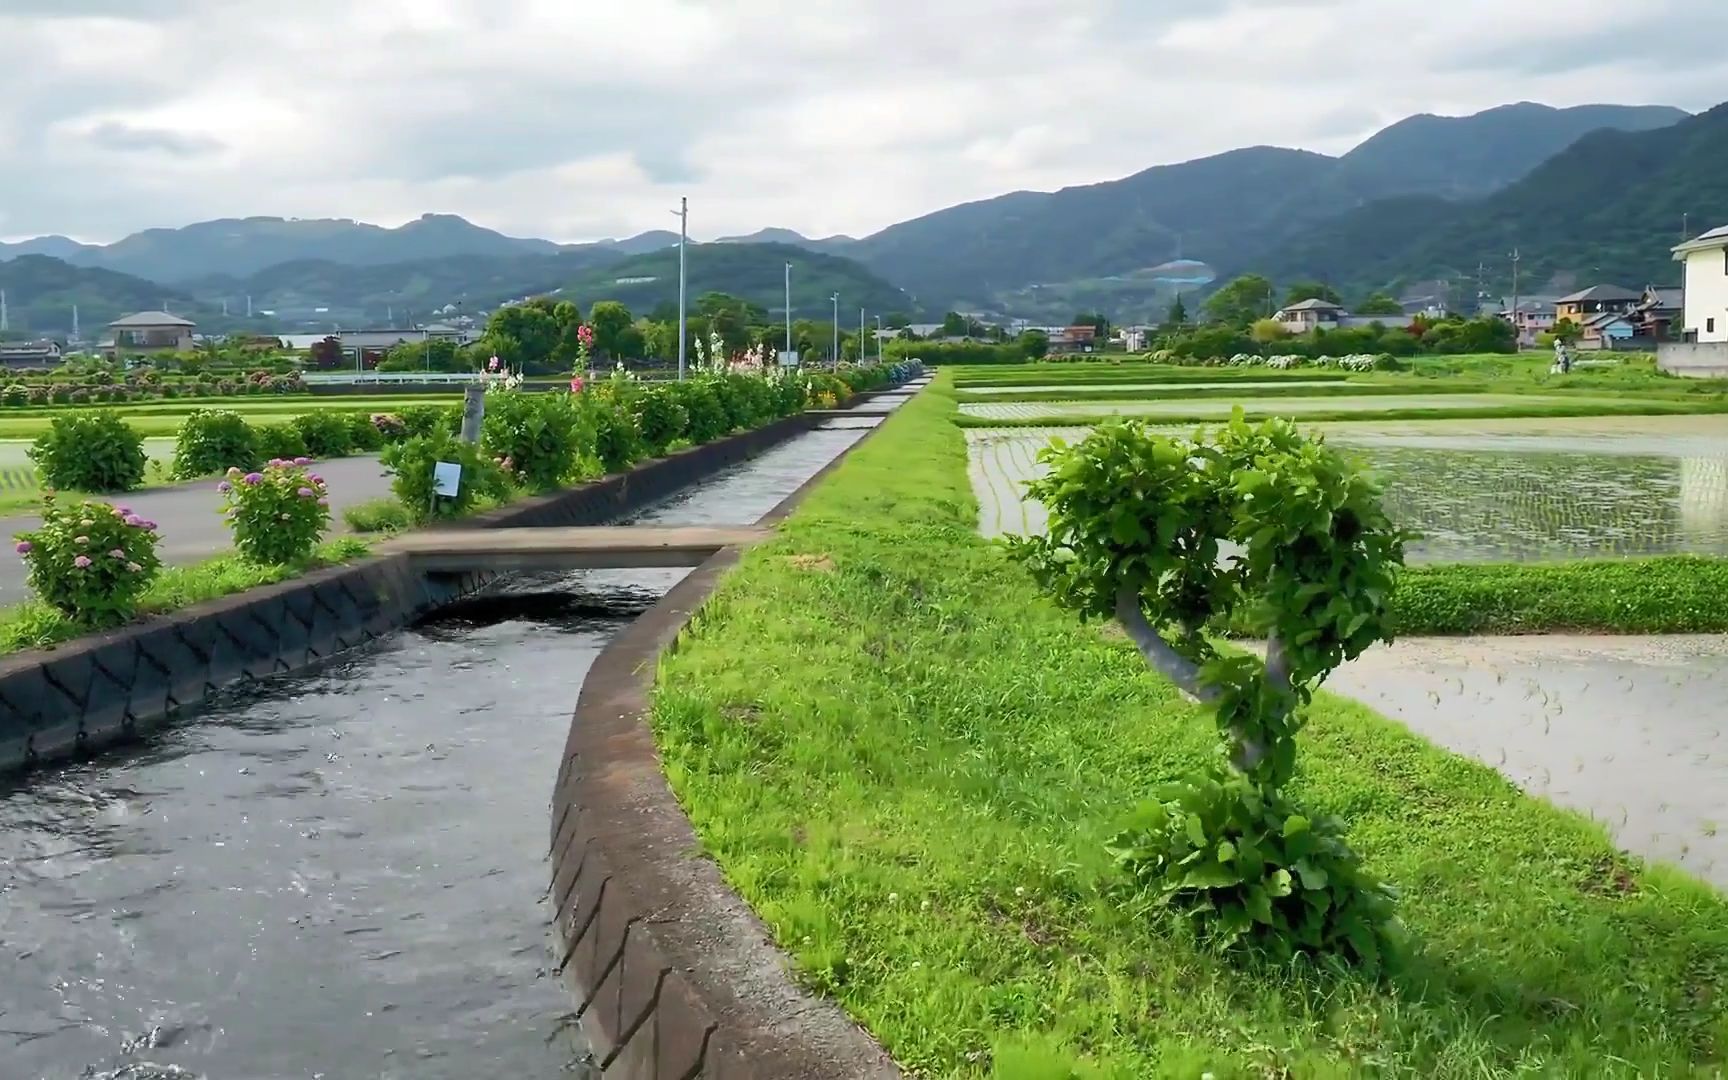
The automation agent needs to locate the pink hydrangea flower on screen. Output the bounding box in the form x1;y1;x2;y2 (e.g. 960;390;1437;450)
226;467;243;478
74;535;89;545
109;548;125;558
217;481;232;493
243;472;263;485
73;555;92;569
297;487;315;498
294;457;313;467
15;540;32;555
124;514;144;527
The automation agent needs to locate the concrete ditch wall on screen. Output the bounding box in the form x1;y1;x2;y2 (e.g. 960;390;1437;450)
550;390;918;1078
0;408;828;772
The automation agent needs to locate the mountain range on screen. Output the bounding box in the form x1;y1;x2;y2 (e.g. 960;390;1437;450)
1;99;1716;331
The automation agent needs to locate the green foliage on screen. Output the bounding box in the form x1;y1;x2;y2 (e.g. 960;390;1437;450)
480;391;589;491
29;411;148;492
1356;292;1404;316
252;423;308;461
1005;412;1407;961
1249;317;1288;344
1204;274;1276;328
400;403;460;438
341;497;415;534
171;409;258;479
1390;555;1728;635
586;300;635;360
667;380;729;443
632;384;689;454
381;431;511;521
1018;329;1050;359
219;460;330;565
1282;281;1343;307
13;495;162;626
1109;770;1399;967
886;340;1023;365
344;411;386;451
290;411;355;458
582;385;645;475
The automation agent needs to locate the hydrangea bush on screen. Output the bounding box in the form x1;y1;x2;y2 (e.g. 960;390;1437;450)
29;411;149;492
14;495;162;626
219;458;330;564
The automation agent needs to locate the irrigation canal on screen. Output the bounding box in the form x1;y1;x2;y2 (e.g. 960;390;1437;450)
0;413;894;1080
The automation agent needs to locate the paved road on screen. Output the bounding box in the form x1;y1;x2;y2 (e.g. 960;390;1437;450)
1328;634;1728;888
0;454;393;604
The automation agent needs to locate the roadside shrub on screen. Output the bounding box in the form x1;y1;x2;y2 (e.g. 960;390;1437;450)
290;411;354;458
2;385;26;406
400;403;460;438
634;385;689;454
29;411;148;492
480;392;589;491
14;494;162;627
382;431;510;521
767;371;806;417
171;409;258;479
668;380;728;443
718;372;772;429
583;386;645;475
218;459;330;564
253;424;308;461
345;412;386;451
1006;413;1408;968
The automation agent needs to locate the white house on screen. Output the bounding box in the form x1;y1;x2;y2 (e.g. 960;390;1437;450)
1674;225;1728;342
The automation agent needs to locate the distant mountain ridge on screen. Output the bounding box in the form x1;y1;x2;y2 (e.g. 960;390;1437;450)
0;99;1698;324
1260;101;1728;296
826;102;1689;311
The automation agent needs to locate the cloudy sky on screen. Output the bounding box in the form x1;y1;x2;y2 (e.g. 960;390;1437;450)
4;0;1726;245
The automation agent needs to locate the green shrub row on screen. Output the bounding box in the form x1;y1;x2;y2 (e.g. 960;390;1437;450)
2;369;304;406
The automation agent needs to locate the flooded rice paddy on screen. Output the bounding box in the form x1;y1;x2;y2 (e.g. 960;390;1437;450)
965;421;1728;562
957;393;1611;422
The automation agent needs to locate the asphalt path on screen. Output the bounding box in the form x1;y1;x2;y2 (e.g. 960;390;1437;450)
0;454;393;604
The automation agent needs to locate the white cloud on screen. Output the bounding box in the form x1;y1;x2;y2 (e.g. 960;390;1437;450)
1;0;1724;244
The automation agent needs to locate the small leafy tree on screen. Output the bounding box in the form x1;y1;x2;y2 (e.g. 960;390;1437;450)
1006;412;1408;967
1018;329;1050;359
1250;317;1288;345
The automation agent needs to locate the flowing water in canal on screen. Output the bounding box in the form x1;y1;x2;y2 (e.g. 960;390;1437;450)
0;424;875;1080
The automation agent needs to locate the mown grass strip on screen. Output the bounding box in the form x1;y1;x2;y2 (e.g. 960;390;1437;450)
1393;556;1728;635
651;380;1728;1077
0;538;370;656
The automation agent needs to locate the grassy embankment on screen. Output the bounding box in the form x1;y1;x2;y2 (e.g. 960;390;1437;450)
651;382;1728;1077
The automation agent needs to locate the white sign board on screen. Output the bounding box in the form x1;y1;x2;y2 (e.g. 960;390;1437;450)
777;349;800;368
432;461;463;497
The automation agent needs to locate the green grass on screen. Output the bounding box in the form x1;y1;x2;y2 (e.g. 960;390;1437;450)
0;397;458;439
951;364;1355;388
341;497;416;534
650;382;1728;1077
0;537;371;656
1389;556;1728;635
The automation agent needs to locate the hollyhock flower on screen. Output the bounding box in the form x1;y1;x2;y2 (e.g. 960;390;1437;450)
73;555;92;569
14;540;31;555
569;376;585;393
488;356;501;372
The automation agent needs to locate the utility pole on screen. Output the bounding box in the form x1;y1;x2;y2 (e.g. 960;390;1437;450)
1510;247;1522;346
672;197;688;380
875;315;883;361
784;262;793;358
0;290;8;333
858;307;865;364
72;304;80;343
246;295;253;318
830;293;839;366
1683;212;1690;241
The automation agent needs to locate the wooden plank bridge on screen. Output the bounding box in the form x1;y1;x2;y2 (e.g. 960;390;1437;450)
381;526;772;573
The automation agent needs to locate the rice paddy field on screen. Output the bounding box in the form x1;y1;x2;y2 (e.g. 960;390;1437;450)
951;361;1728;564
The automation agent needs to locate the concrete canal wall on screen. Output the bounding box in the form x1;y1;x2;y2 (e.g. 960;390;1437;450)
550;388;923;1079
